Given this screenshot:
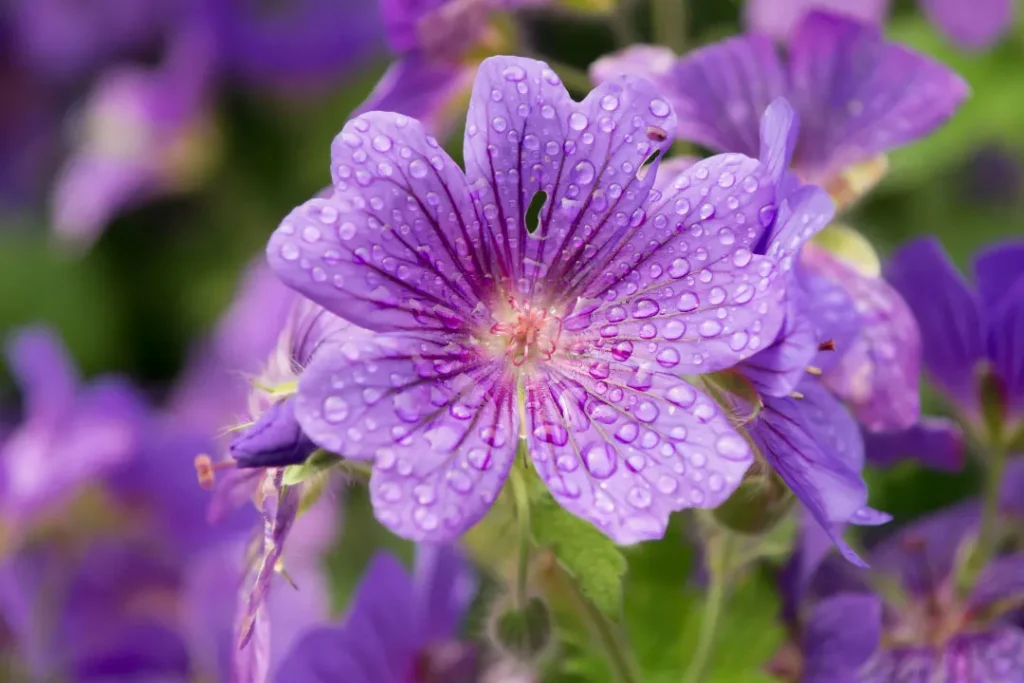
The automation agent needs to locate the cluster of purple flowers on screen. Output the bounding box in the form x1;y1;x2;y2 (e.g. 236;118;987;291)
2;0;1022;681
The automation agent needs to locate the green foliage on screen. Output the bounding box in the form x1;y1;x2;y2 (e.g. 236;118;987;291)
282;450;342;487
530;491;629;619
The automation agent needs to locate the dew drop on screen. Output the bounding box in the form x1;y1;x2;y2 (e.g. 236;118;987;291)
649;98;670;117
569;112;589;131
583;442;617;479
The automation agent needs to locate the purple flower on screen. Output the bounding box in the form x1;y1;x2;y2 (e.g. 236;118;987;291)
804;244;923;432
51;18;217;248
744;0;1015;51
267;55;799;544
591;10;967;189
0;326;145;529
208;0;385;92
886;237;1024;437
361;0;546;136
780;468;1024;682
276;544;477;683
709;99;891;564
8;0;173;83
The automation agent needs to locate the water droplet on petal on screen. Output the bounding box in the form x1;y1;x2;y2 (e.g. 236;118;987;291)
323;396;349;423
572;160;596;184
533;422;569;447
698;320;723;337
627;486;652;509
715;434;748;460
649;98;670;117
569;112;589;131
677;292;699;312
502;64;527;81
632;298;659;319
583;442;617;479
371;134;392;152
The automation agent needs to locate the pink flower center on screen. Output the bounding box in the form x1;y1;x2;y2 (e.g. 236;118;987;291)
489;297;563;368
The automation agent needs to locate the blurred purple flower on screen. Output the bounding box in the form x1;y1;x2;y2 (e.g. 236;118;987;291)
886;237;1024;436
804;244;922;432
864;417;966;472
8;0;173;84
591;10;967;188
744;0;1014;51
266;55;801;544
781;464;1024;681
170;259;299;435
208;0;385;92
51;17;218;248
361;0;546;136
276;544;477;683
0;327;145;530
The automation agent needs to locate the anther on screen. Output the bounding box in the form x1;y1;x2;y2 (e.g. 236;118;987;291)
194;454;234;490
818;339;836;352
789;391;805;400
806;366;823;376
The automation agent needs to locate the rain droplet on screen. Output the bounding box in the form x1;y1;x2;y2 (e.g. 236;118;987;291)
502;65;526;81
677;292;699;312
569;112;589;131
717;171;735;188
656;348;680;368
583;442;617;479
280;242;299;261
699;203;715;220
615;422;639;443
409;159;428;178
668;258;691;279
698;320;723;337
649;98;670;117
715;434;748;460
323;396;349;423
572;160;596;184
371;135;392;152
611;340;634;361
533;422;569;446
627;486;652;509
632;298;659;319
600;94;620;111
666;383;696;407
492;117;508;133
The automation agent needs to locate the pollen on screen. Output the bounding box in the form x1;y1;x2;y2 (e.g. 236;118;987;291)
488;296;563;368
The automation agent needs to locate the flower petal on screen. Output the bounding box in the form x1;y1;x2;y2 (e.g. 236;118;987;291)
989;276;1024;418
864;417;965;472
588;44;678;85
802;593;883;682
664;33;785;157
230;396;319;468
412;544;476;644
276;553;417;683
525;366;752;544
795;264;861;372
750;379;870;565
561;153;787;375
806;245;921;431
885;236;984;418
356;57;475;139
920;0;1014;50
967;554;1024;614
743;0;890;42
294;334;518;541
4;326;78;423
267;112;489;335
740;298;818;397
973;240;1024;313
787;11;968;179
462;56;676;298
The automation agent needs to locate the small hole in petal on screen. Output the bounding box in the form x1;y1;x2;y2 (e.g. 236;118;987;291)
636;150;662;181
525;190;548;234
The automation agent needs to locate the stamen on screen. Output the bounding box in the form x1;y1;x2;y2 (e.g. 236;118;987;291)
806;366;823;376
818;339;836;352
789;391;804;400
194;454;235;490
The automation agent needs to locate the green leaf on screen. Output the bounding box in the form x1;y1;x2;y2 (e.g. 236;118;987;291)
282;449;342;486
530;491;628;618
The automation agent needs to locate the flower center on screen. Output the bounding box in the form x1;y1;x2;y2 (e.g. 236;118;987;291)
488;297;563;368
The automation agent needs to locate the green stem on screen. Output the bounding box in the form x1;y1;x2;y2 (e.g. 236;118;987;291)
509;464;532;609
967;444;1008;583
652;0;687;54
611;0;638;47
682;535;731;683
567;574;642;683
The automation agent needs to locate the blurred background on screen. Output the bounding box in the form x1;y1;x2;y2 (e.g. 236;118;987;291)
0;0;1021;679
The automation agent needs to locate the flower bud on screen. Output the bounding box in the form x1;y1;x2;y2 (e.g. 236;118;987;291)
492;597;552;661
811;223;881;278
230;395;317;468
713;470;795;535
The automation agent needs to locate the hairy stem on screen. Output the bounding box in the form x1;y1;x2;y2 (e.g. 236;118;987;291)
682;534;732;683
509;463;532;609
